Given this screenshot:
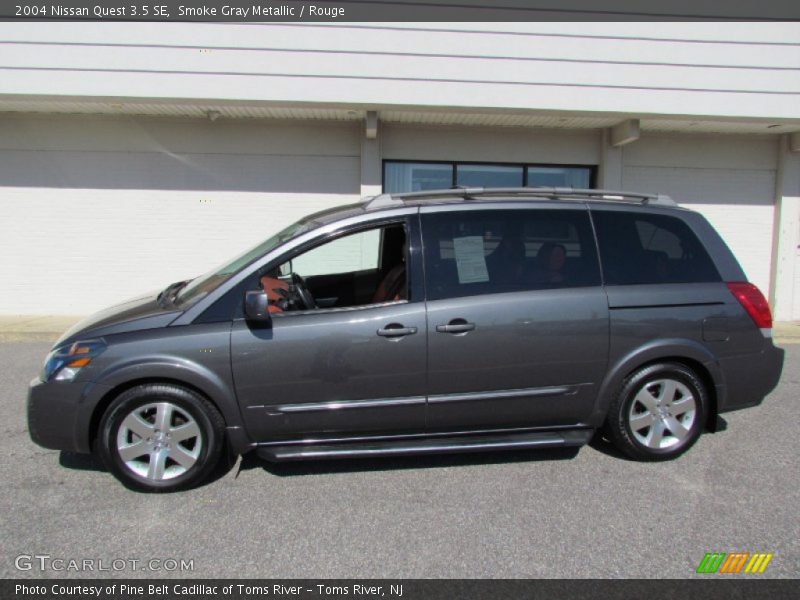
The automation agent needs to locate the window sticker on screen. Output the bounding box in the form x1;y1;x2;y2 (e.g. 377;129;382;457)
453;236;490;284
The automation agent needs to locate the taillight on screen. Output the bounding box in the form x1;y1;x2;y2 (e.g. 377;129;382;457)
727;282;772;329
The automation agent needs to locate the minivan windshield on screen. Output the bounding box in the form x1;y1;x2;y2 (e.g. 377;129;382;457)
173;220;311;306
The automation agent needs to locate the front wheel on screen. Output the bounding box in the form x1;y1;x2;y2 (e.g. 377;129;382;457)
605;362;707;461
97;384;225;492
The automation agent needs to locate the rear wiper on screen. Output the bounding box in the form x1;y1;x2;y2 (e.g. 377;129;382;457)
157;281;188;307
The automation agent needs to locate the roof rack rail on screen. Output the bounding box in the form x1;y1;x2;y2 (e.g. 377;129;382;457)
363;187;675;210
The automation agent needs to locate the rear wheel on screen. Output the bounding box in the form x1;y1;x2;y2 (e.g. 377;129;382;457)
605;362;707;461
98;384;225;492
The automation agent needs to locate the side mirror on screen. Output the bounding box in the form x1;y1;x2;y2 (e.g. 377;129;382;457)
244;290;271;324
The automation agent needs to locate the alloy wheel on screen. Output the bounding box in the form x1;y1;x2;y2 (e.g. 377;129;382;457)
115;402;203;481
627;378;697;450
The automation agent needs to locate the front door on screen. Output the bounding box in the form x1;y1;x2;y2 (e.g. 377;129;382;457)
421;205;609;431
232;218;427;441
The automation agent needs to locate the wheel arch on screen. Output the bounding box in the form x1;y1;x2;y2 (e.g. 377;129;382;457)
88;376;230;453
590;340;723;432
83;356;248;453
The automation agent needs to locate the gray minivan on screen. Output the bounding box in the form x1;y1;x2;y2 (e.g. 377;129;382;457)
28;187;784;492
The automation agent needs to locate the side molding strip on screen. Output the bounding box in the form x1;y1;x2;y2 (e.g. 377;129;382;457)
267;395;426;414
428;385;580;404
261;385;586;414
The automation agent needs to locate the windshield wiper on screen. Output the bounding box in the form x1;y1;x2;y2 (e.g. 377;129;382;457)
157;280;189;308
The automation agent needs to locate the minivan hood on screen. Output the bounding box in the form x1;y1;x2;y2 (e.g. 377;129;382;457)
53;291;182;348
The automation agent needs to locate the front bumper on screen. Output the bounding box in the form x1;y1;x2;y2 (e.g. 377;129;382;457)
27;377;111;454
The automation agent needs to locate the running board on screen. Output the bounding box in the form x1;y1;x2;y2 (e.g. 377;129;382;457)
256;429;593;462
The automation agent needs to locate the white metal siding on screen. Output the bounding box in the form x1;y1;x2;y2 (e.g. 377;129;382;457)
622;135;777;294
382;124;599;165
0;115;360;314
794;222;800;320
1;22;798;119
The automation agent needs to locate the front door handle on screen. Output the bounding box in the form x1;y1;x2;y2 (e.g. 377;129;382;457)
377;323;418;338
436;319;476;334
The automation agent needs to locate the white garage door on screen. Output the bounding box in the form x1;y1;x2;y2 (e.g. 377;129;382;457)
622;136;777;296
794;232;800;320
0;115;361;314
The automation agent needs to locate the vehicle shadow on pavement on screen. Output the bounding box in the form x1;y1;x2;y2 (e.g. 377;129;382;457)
59;451;106;472
588;415;728;461
58;448;240;491
239;446;582;478
587;435;629;460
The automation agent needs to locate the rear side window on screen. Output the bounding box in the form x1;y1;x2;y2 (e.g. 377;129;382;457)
422;209;600;301
592;210;721;285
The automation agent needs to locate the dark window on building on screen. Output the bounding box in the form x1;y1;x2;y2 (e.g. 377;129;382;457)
383;161;594;193
592;211;721;285
383;162;453;193
527;165;592;188
422;209;601;301
456;164;523;187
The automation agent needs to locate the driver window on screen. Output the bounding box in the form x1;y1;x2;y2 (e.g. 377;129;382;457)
262;223;407;314
292;228;381;276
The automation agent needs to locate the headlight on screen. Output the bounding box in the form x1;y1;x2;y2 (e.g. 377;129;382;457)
42;339;106;382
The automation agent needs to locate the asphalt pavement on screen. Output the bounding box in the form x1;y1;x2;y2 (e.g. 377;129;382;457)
1;341;797;579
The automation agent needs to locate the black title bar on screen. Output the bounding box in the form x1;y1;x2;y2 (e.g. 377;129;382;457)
3;0;800;22
5;579;800;600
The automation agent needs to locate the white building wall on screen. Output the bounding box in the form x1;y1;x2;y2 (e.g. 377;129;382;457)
0;114;786;315
1;22;798;120
1;20;798;316
795;242;800;319
382;124;599;165
0;115;360;314
774;136;800;320
621;134;778;294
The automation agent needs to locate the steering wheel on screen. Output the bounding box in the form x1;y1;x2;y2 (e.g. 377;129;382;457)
290;273;317;310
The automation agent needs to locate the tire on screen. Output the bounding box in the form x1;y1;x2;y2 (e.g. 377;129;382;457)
605;362;707;461
97;384;225;492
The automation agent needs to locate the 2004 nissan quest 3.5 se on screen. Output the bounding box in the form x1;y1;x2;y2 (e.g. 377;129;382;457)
28;187;784;492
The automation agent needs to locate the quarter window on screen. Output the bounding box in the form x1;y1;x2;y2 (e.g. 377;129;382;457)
422;209;601;301
592;211;721;285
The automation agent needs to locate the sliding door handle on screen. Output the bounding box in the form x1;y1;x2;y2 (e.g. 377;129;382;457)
377;324;418;338
436;319;476;334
